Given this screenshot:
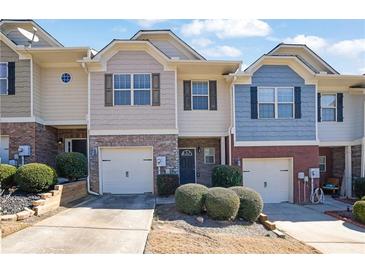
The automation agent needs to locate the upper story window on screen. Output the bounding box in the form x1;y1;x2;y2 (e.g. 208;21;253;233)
61;72;72;83
114;74;151;106
258;87;294;119
192;81;209;110
321;94;336;121
0;62;8;95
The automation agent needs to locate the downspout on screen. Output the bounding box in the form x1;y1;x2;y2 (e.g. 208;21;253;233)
83;60;99;196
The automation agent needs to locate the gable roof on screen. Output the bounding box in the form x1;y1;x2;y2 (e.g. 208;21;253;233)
131;29;206;60
267;43;339;74
0;19;63;47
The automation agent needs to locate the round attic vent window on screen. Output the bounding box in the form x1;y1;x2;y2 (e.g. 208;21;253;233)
61;73;71;83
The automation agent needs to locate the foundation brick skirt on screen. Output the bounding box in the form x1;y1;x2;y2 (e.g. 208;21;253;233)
231;142;320;204
88;134;179;194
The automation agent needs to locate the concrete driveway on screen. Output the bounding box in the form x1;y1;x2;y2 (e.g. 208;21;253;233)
264;197;365;254
1;194;155;254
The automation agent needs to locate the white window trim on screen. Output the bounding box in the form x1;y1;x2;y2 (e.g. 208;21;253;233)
113;73;152;106
0;62;8;95
319;155;326;172
191;80;210;111
258;87;295;119
320;93;337;122
204;147;216;164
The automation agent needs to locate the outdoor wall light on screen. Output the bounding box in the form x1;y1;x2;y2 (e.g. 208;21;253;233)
197;146;201;153
57;138;63;145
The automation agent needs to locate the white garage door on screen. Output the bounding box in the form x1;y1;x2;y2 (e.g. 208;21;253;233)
100;147;153;194
0;136;9;164
242;158;292;203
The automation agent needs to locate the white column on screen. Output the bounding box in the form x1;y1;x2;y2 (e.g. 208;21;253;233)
345;145;352;198
220;136;226;165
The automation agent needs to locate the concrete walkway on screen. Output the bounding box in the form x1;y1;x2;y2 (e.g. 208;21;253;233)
1;194;155;254
264;197;365;254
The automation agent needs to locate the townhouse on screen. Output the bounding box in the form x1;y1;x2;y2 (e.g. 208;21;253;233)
1;20;364;203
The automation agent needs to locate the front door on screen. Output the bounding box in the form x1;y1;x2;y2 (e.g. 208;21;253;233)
179;149;195;184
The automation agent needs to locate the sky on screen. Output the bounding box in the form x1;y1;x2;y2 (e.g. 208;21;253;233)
36;19;365;74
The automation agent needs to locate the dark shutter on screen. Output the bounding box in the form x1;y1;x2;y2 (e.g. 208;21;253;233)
250;86;258;119
104;74;113;107
294;86;301;119
337;93;344;122
317;93;321;122
152;73;160;106
183;80;191;110
209;80;217;110
7;62;15;95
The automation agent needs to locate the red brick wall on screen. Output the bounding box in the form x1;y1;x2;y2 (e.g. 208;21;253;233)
231;136;319;203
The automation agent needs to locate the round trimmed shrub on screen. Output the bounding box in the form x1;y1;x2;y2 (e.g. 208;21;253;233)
205;187;240;220
0;164;17;189
175;183;208;215
157;174;180;196
353;178;365;199
15;163;57;193
212;165;242;188
361;196;365;201
55;152;87;181
230;186;263;222
353;200;365;224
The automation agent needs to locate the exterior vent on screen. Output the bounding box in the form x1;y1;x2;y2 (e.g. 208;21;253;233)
319;71;328;75
171;56;180;60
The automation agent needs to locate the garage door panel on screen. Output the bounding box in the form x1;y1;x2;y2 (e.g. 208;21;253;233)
243;158;291;203
101;147;153;194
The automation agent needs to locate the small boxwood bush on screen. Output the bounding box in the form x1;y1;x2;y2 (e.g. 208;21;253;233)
212;165;242;188
175;183;208;215
353;178;365;199
205;187;240;220
353;200;365;224
56;152;87;181
0;164;17;189
157;174;179;196
230;186;263;222
15;163;57;193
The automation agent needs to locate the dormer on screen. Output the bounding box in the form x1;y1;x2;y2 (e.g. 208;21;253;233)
0;19;63;48
267;43;339;75
131;30;205;60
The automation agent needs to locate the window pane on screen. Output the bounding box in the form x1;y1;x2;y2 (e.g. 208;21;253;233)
278;88;293;102
319;156;326;164
258;88;275;102
193;96;208;110
0;79;7;94
114;74;131;89
278;103;293;118
134;90;151;105
321;95;336;107
322;108;336;121
134;74;151;89
0;63;7;78
114;90;131;105
192;81;208;95
204;148;215;164
259;103;275;118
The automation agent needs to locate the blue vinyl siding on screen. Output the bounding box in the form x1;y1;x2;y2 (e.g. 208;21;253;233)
234;65;316;141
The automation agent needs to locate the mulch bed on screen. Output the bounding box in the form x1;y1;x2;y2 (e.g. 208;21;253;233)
0;190;39;215
145;204;319;254
325;210;365;229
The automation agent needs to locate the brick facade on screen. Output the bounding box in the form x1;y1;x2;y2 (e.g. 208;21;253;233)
319;147;333;186
231;137;319;203
332;147;345;178
178;138;221;186
352;145;362;178
88;134;179;193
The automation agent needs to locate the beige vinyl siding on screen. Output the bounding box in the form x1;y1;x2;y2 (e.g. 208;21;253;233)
33;62;41;117
177;74;231;136
0;41;31;117
90;51;176;130
318;92;364;142
40;67;87;122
